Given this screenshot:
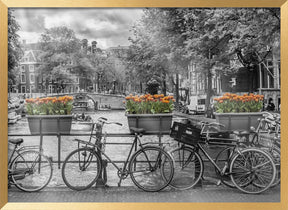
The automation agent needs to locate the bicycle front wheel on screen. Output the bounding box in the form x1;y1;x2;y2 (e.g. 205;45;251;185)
230;148;276;194
129;146;174;192
168;146;203;190
10;150;53;192
215;147;235;188
62;148;102;191
262;146;280;187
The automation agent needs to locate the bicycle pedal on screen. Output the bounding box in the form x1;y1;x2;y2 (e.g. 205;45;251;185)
216;180;222;186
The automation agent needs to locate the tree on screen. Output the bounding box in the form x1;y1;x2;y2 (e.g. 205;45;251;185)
127;8;280;105
38;26;81;93
127;8;189;100
8;9;23;86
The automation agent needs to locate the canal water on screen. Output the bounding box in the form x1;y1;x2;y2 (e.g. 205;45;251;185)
8;110;179;188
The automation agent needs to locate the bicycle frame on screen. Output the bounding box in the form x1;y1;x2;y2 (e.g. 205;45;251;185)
96;134;151;176
8;144;39;167
194;143;238;176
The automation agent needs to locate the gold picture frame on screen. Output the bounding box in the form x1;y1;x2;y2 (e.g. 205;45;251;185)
1;0;287;209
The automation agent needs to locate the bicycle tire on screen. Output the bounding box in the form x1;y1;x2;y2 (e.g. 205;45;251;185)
229;147;276;194
250;133;280;187
214;147;236;188
262;146;280;187
62;147;102;191
129;146;174;192
167;146;203;190
10;150;53;192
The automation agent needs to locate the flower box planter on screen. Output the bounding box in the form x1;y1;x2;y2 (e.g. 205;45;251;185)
126;113;173;134
215;112;263;131
27;115;73;135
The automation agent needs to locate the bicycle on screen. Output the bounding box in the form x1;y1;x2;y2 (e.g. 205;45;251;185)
8;138;53;192
249;112;281;187
61;117;174;192
212;112;281;189
167;121;276;194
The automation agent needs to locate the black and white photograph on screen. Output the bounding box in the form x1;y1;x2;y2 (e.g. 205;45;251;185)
6;7;281;203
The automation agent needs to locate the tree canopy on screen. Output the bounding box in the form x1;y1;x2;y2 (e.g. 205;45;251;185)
126;8;280;104
8;9;23;85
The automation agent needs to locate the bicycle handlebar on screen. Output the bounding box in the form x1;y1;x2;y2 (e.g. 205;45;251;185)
98;117;108;121
261;112;280;125
97;117;123;126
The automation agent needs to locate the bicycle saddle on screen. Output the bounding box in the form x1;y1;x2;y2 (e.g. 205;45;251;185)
130;127;146;134
9;138;24;145
233;130;250;136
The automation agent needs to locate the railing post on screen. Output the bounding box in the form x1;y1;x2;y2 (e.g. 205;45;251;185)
38;118;43;173
57;117;61;169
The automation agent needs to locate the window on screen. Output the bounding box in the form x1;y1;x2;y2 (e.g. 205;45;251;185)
21;65;25;72
30;73;35;83
21;86;26;93
29;65;35;72
49;85;53;93
21;73;26;83
38;85;42;90
198;99;206;105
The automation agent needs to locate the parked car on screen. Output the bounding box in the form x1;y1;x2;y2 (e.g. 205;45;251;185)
187;95;206;115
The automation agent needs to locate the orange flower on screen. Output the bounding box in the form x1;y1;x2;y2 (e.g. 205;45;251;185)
162;100;170;104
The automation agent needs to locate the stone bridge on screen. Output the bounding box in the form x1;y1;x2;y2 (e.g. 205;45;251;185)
70;92;125;110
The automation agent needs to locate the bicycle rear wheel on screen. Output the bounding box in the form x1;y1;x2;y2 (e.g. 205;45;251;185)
62;148;102;191
230;148;276;194
10;150;53;192
167;146;203;190
129;146;174;192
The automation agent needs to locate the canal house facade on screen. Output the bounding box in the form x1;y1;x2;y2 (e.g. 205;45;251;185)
185;52;281;111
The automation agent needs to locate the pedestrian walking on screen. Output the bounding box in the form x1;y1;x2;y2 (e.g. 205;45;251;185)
266;98;275;111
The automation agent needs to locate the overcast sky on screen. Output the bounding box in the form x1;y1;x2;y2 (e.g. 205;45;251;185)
12;8;143;49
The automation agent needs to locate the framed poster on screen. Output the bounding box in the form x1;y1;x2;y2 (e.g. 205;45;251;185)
0;0;288;210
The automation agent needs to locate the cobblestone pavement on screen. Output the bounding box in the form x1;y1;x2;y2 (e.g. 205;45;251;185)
8;184;280;203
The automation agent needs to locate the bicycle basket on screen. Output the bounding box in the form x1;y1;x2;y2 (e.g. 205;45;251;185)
170;122;202;145
170;122;186;140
